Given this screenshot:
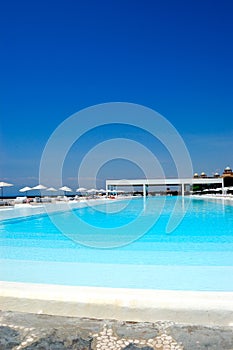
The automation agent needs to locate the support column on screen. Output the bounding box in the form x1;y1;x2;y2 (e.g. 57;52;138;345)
181;183;185;197
143;184;146;198
222;178;224;193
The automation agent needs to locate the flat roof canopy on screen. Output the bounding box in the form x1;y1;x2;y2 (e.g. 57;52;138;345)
106;178;224;186
106;178;224;196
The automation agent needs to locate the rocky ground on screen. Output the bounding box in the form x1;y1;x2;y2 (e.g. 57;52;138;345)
0;310;233;350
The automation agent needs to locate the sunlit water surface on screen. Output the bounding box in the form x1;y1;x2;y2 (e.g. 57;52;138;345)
0;197;233;291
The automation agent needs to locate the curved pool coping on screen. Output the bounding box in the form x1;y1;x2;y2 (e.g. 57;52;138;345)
0;281;233;327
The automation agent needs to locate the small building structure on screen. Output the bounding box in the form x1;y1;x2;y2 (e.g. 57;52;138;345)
106;177;224;197
106;166;232;197
214;172;220;178
223;166;233;175
222;166;233;187
200;172;207;178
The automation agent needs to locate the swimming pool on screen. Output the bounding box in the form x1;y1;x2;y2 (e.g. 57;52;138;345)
0;197;233;291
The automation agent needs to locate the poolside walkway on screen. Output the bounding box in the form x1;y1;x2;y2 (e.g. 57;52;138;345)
0;310;233;350
1;282;233;326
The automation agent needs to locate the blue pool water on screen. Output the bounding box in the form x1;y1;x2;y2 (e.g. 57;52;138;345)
0;197;233;291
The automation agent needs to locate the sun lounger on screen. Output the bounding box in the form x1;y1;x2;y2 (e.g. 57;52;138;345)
14;197;27;204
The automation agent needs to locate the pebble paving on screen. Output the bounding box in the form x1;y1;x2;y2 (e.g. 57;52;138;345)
92;324;183;349
0;311;233;350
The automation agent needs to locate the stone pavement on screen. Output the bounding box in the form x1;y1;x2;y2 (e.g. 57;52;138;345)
0;311;233;350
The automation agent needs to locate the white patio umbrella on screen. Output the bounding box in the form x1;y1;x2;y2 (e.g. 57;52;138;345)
46;187;58;196
87;188;97;193
76;187;87;192
32;184;47;197
19;186;32;196
86;188;97;197
59;186;72;196
33;184;47;190
76;187;87;197
0;181;13;199
46;187;58;191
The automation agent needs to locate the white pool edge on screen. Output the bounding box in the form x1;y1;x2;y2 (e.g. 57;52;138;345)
0;281;233;327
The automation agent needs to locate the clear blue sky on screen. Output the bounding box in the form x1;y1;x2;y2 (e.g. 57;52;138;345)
1;0;233;195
